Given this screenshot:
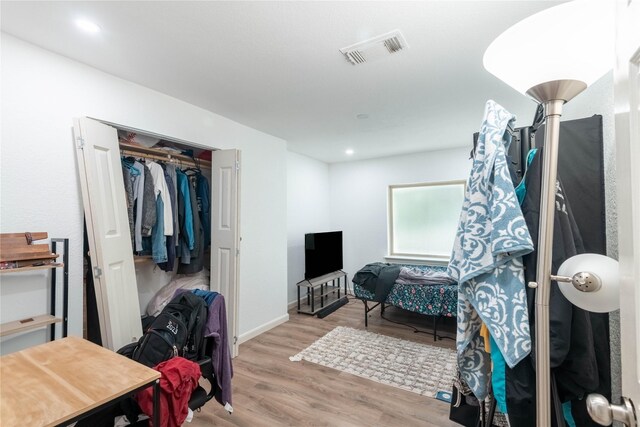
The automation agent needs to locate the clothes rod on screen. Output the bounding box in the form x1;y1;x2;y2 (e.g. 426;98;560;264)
119;142;212;169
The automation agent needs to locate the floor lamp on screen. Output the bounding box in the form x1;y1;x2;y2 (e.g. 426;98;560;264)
483;1;627;426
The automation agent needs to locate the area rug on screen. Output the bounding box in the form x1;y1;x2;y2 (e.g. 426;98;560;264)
289;326;457;398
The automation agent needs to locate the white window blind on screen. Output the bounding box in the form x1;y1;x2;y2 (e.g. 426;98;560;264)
388;180;465;260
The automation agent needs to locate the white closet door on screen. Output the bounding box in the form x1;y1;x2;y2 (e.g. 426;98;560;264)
210;149;240;357
73;117;142;351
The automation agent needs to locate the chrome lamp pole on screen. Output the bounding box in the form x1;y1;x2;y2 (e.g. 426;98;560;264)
525;79;587;426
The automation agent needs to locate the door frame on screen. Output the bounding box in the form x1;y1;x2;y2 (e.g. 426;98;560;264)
615;0;640;407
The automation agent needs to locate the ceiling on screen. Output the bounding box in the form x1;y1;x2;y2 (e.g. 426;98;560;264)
0;1;563;163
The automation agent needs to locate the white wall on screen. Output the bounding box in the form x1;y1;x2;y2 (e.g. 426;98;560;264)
0;35;288;353
329;147;472;279
286;152;331;306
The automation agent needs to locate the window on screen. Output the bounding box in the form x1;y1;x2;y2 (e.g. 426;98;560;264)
388;180;465;261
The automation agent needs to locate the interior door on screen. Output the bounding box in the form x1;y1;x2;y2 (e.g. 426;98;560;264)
210;149;240;358
615;0;640;416
73;117;142;351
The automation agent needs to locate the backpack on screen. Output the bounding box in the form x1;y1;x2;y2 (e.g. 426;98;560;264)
163;291;208;361
118;292;208;368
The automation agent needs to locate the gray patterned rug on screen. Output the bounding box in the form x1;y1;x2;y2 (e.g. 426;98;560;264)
290;326;457;398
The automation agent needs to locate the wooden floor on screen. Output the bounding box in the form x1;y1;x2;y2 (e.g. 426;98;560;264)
192;297;459;427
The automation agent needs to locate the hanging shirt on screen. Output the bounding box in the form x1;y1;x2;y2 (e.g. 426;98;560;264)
447;100;534;400
515;148;538;205
147;161;173;236
132;161;146;252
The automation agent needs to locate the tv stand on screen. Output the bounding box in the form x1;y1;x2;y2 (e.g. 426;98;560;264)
296;270;348;315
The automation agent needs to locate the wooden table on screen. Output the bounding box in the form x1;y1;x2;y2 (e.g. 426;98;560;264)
0;336;160;427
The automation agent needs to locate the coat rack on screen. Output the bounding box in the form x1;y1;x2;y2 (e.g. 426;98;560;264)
482;2;630;425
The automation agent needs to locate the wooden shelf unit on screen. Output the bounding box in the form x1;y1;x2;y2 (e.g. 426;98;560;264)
0;238;69;341
0;262;64;274
0;314;62;337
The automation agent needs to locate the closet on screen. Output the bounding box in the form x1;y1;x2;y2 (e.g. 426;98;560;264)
73;117;240;356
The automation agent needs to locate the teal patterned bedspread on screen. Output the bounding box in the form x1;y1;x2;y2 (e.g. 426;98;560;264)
353;264;457;317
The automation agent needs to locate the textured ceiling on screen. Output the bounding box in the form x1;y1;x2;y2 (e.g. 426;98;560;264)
0;1;562;163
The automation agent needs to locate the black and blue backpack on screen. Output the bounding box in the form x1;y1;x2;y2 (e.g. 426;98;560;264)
119;292;208;368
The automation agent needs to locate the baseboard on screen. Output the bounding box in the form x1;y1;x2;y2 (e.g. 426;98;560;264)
237;313;289;345
288;299;298;310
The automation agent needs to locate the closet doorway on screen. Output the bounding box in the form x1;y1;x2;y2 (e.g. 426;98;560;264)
73;117;240;357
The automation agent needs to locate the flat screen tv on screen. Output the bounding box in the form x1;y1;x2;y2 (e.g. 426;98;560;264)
305;231;343;280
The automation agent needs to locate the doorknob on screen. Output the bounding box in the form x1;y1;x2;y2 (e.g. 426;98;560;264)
587;394;637;427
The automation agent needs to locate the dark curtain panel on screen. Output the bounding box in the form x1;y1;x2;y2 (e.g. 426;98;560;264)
535;115;610;426
536;115;606;254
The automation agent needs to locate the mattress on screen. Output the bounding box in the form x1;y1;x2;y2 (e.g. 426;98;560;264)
353;264;457;317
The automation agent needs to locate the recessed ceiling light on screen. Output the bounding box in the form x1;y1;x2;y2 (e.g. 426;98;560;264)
75;19;101;34
345;149;354;155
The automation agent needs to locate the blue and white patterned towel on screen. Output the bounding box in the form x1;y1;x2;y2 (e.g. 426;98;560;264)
447;100;534;400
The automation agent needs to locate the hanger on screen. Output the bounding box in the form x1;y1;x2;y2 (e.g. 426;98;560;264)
530;103;545;132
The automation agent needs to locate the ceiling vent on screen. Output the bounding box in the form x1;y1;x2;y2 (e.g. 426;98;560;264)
339;30;408;65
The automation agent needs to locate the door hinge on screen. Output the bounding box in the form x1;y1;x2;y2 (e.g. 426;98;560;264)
235;160;240;171
236;248;240;256
234;336;238;344
76;137;85;149
93;266;103;278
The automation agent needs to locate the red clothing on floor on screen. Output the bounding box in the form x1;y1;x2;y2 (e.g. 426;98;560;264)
137;357;201;427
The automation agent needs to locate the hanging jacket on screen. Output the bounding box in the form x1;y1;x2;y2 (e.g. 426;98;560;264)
504;148;599;427
137;357;201;427
158;166;177;272
196;173;211;248
122;164;135;249
448;100;534;400
132;161;147;252
164;164;180;247
176;169;195;261
204;293;233;409
178;175;204;274
352;262;400;302
141;164;157;237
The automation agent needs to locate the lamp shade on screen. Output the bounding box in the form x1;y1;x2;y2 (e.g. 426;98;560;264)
557;254;620;313
483;0;614;96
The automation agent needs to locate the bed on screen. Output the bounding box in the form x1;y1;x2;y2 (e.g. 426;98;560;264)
352;264;457;339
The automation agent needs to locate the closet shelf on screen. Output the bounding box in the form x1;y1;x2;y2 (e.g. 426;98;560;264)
0;263;64;274
0;314;62;337
119;142;212;169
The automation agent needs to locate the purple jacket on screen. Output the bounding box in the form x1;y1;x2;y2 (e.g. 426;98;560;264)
205;294;233;407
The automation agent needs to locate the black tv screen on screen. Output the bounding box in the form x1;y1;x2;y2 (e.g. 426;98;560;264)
304;231;343;280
